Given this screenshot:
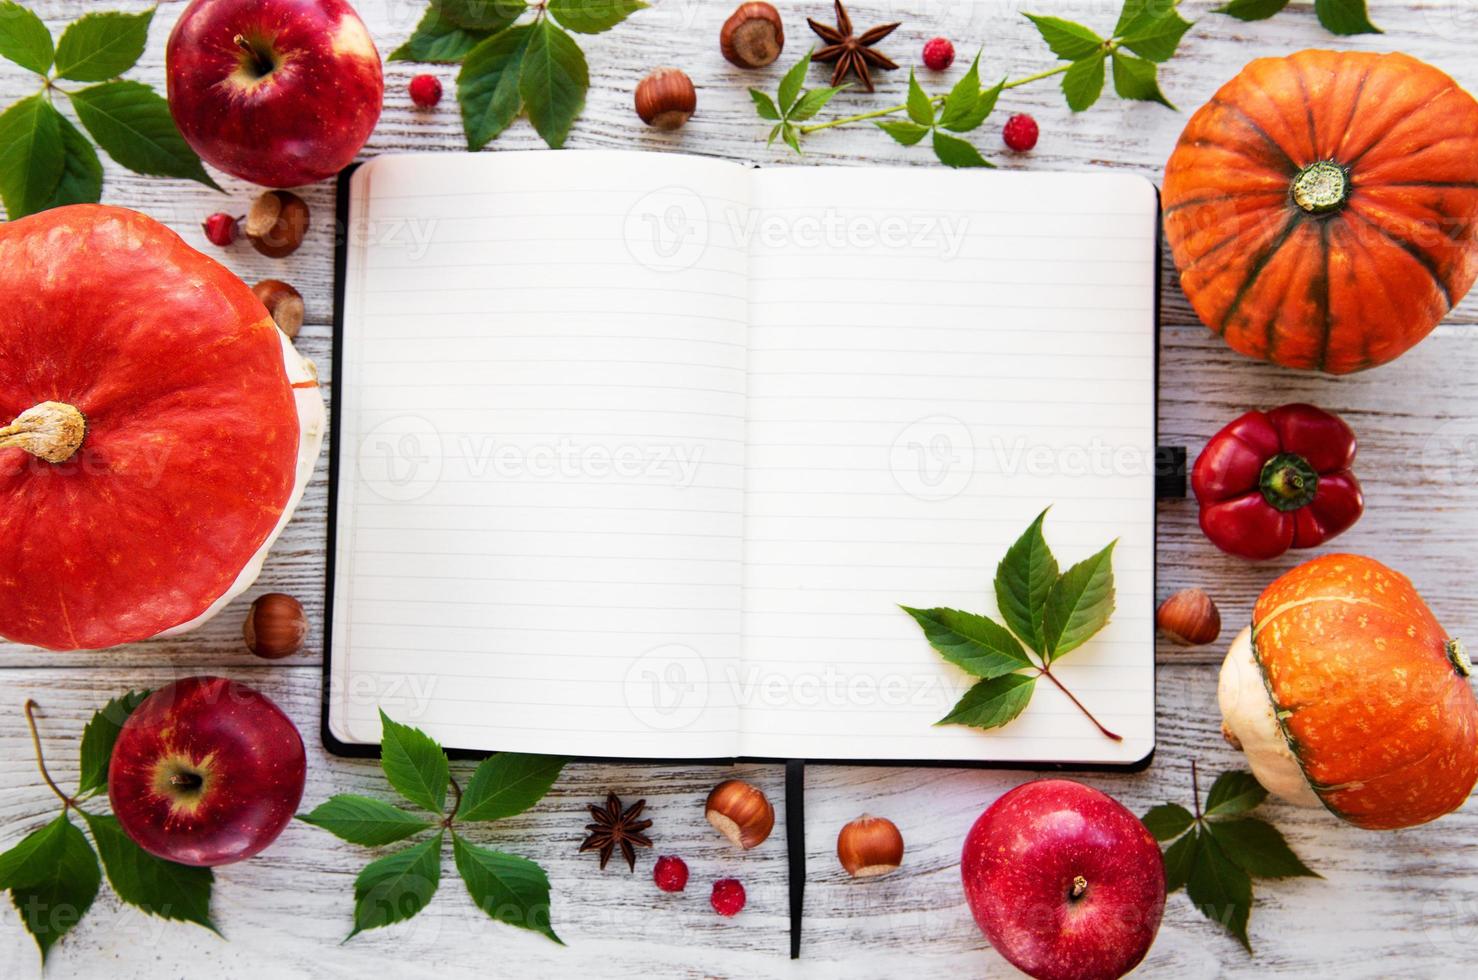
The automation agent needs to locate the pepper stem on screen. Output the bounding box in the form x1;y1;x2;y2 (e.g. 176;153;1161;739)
1259;452;1319;512
0;401;86;463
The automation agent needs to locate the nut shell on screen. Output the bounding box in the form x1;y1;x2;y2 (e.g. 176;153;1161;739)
635;68;697;130
244;593;308;659
836;815;903;878
1156;588;1221;646
705;779;774;849
252;280;305;339
720;3;784;68
245;191;310;259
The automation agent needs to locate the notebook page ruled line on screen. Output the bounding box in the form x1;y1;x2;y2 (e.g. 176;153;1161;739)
737;167;1158;766
328;151;754;758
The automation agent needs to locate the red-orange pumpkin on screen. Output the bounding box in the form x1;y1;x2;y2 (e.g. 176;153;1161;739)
0;205;322;651
1163;50;1478;374
1221;554;1478;829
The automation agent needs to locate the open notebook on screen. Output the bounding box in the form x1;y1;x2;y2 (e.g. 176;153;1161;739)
325;150;1158;768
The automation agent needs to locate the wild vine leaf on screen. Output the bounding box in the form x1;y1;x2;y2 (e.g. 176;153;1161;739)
1204;819;1320;880
350;832;443;938
82;812;217;934
994;507;1058;655
931;130;990;168
0;0;53;75
53;8;153;82
1111;51;1175;109
1061;52;1106;112
392;7;499;62
378;710;449;815
1163;825;1198;892
77;689;150;796
547;0;646;35
0;94;63;219
1142;802;1195;841
437;0;527;31
1187;830;1253;951
458;24;533;149
298;795;435;847
1116;5;1193;63
938;673;1037;729
1024;14;1104;61
1203;770;1267;818
1;814;100;962
876;119;929;146
901;606;1030;679
453;836;561;943
749;88;779;121
457;754;567;823
1042;540;1116;660
788;85;844;122
777;49;812;115
518;18;588;149
905;69;934;126
1313;0;1381;35
42;112;103;211
1215;0;1290;20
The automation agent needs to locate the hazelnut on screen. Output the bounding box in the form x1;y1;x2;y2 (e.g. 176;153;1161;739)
252;279;305;338
1156;588;1221;646
244;593;308;659
705;779;774;849
245;190;310;258
720;2;784;69
635;68;697;130
836;815;904;878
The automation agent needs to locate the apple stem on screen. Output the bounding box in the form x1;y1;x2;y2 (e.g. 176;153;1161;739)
1038;668;1122;742
234;34;274;77
23;700;78;810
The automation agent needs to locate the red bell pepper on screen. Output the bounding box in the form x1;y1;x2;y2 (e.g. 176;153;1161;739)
1192;403;1363;560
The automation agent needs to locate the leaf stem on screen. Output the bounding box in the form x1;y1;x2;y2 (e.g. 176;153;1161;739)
23;700;78;810
444;774;463;828
1191;759;1203;821
1038;668;1122;741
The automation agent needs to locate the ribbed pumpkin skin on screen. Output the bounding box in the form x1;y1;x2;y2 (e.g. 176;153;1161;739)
1163;50;1478;374
1252;554;1478;829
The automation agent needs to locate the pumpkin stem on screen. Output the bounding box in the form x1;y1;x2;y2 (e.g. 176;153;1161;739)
1448;639;1470;678
0;401;86;463
1292;161;1350;215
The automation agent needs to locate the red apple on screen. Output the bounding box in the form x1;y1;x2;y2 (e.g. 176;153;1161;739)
166;0;383;188
961;779;1165;980
108;676;306;867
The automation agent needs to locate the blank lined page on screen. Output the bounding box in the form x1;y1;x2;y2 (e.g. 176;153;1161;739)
737;167;1157;765
329;151;752;757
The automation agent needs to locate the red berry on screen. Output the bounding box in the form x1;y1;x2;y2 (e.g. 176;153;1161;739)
710;878;746;917
202;212;238;247
653;855;689;893
922;37;955;72
1002;113;1039;152
409;74;443;109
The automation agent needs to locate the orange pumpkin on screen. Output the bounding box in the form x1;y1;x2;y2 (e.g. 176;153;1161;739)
1163;50;1478;374
1221;554;1478;830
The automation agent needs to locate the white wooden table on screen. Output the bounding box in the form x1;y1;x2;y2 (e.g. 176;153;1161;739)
4;1;1478;977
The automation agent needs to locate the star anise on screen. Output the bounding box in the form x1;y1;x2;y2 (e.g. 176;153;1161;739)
579;793;653;871
807;0;900;93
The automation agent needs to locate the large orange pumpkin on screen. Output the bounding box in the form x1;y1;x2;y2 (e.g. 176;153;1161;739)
1219;554;1478;830
1163;50;1478;374
0;205;324;651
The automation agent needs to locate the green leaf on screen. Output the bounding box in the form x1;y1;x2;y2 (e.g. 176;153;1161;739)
391;8;497;63
70;80;218;188
777;51;811;115
41;112;103;210
0;1;53;74
457;754;566;824
994;508;1059;655
938;673;1037;730
788;85;843;122
81;812;215;933
3;814;100;962
458;24;532;149
1042;540;1115;659
781;122;802;155
931;130;991;168
876;119;929;146
77;690;150;797
547;0;645;34
54;8;153;82
1117;6;1193;62
378;711;450;815
1111;52;1175;109
1163;825;1198;893
1142;802;1195;842
749;88;780;121
1314;0;1381;34
436;0;527;31
350;832;443;938
452;835;561;943
902;606;1029;678
0;93;62;220
1214;0;1290;20
766;122;782;146
1186;829;1253;951
1206;818;1319;880
1061;53;1106;112
299;795;435;847
936;54;981;131
1204;770;1268;819
1024;14;1104;61
518;19;587;149
905;69;934;125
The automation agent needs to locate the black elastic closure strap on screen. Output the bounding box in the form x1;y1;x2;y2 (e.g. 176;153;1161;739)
1156;445;1188;500
786;759;805;959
